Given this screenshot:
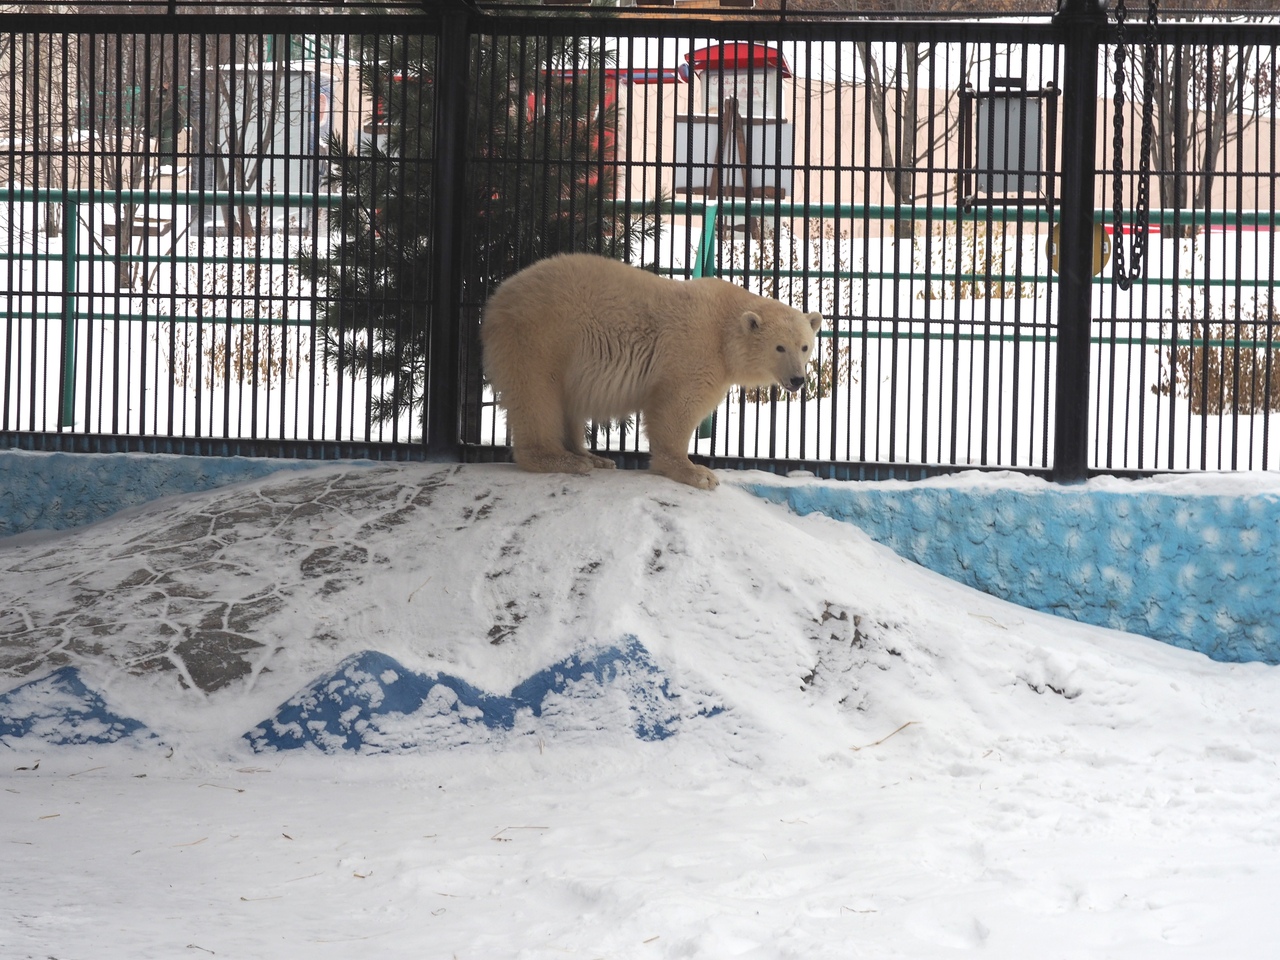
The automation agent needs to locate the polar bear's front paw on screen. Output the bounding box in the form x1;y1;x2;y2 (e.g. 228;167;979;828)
515;448;595;475
687;465;720;489
650;457;719;490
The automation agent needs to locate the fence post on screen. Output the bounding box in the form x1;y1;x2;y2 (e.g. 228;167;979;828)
59;198;78;429
691;201;719;440
425;0;473;457
1050;0;1106;481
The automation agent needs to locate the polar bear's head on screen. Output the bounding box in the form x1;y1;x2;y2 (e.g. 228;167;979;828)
737;305;824;393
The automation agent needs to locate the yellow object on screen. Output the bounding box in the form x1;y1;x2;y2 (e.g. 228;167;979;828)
1047;222;1112;276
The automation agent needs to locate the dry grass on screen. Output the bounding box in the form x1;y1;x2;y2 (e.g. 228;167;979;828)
1154;314;1280;415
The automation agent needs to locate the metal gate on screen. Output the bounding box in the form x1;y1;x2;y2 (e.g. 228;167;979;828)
1;1;1276;478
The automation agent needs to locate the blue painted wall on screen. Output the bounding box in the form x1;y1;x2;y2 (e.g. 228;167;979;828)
0;449;317;539
745;477;1280;665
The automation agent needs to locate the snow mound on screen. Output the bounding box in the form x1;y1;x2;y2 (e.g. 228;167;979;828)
2;460;1277;767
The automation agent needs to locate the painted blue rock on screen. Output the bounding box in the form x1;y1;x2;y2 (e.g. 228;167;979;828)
0;667;152;746
245;639;710;753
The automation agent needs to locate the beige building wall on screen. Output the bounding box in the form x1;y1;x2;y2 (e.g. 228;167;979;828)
617;75;1277;238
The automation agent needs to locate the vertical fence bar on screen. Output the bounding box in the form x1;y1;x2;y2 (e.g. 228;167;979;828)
425;1;472;455
1050;0;1106;481
59;197;77;429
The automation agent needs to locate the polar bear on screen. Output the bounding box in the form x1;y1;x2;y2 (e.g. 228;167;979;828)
481;253;823;489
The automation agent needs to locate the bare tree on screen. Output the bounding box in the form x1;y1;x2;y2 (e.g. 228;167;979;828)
50;9;311;288
199;38;288;240
0;19;76;238
1143;40;1274;221
1108;0;1274;230
76;29;195;287
855;35;940;237
778;0;1041;237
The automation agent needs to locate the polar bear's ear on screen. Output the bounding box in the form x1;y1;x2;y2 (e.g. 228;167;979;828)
741;311;762;333
806;312;823;333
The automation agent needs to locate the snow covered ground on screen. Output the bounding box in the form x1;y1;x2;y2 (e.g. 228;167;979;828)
4;462;1280;959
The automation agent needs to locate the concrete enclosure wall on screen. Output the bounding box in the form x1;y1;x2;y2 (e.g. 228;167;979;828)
746;472;1280;665
0;450;317;540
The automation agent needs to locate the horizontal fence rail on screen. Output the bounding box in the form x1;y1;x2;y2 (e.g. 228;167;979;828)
0;3;1277;478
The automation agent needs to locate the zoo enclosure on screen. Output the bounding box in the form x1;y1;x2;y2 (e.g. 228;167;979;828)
0;1;1277;479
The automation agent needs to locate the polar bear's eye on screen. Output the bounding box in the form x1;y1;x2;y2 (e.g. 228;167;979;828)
776;345;786;353
801;345;810;353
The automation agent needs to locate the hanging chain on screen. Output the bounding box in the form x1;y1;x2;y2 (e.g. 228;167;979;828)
1111;0;1159;291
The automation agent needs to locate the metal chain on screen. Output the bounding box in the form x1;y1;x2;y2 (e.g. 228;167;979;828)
1111;0;1159;291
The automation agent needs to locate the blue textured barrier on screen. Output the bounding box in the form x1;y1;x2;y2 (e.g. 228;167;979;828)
1;641;715;752
745;479;1280;665
0;449;319;538
248;640;706;753
0;667;154;747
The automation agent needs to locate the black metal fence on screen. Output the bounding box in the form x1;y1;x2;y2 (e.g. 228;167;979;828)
1;1;1277;479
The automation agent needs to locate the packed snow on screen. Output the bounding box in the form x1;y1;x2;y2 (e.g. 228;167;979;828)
3;462;1280;959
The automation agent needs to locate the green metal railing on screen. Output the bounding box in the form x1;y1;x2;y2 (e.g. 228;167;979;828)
5;186;1273;433
2;186;342;426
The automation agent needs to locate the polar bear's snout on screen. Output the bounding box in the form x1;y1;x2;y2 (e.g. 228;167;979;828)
785;375;805;392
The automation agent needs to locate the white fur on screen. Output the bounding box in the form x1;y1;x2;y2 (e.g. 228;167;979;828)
481;253;823;489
